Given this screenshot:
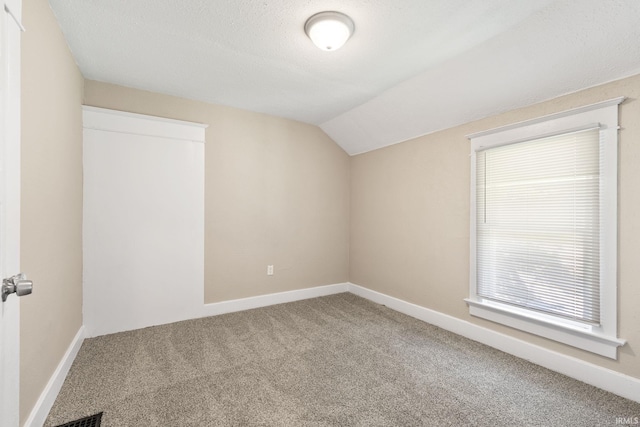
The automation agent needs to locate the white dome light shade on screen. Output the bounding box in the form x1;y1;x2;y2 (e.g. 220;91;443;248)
305;11;354;51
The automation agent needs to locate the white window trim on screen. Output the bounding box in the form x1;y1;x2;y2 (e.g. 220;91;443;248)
466;97;626;359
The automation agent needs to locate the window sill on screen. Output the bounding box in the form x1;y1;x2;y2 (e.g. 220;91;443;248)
464;298;625;359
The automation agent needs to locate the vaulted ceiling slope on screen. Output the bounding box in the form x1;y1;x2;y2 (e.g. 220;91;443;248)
49;0;640;155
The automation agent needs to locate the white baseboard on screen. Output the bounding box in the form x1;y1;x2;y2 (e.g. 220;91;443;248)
202;283;349;317
347;283;640;404
25;326;85;427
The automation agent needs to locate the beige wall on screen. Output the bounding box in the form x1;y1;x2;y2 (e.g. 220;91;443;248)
350;73;640;379
20;0;84;424
83;81;350;303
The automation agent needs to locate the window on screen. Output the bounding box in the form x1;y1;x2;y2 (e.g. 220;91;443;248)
466;98;625;359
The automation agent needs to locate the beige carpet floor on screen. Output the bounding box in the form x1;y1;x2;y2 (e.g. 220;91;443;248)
45;293;640;426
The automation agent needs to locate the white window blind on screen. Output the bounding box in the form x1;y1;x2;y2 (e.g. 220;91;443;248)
476;128;601;325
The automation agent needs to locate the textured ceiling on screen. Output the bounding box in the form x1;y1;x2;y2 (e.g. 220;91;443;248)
49;0;640;155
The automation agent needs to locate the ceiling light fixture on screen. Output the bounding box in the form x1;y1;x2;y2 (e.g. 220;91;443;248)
304;11;354;51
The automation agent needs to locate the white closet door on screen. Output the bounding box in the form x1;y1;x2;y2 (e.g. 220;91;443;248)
82;107;206;337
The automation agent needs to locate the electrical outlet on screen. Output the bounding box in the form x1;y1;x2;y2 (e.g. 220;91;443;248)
267;265;274;276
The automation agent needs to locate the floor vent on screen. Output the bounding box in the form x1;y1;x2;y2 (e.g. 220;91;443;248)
55;412;102;427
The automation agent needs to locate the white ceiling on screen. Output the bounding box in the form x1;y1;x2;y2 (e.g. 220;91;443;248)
48;0;640;155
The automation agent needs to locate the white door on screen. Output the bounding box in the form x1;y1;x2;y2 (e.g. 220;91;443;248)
0;1;23;426
82;107;205;338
